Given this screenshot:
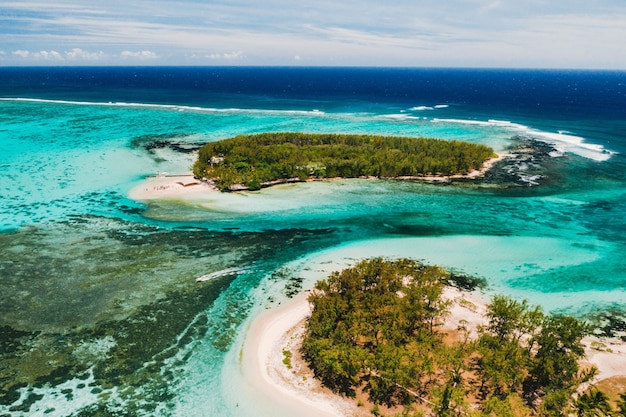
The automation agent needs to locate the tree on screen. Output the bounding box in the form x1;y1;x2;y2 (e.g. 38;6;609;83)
192;132;495;190
477;296;541;398
301;257;453;407
431;380;470;417
528;315;589;392
477;335;529;397
537;389;571;417
302;260;594;416
481;394;532;417
485;296;544;344
575;388;613;417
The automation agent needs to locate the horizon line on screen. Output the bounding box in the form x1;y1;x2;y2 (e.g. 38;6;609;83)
0;65;625;72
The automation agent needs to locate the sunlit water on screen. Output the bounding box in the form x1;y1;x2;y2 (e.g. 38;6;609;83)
1;68;625;416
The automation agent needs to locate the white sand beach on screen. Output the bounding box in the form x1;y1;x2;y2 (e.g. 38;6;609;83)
128;173;218;200
128;153;508;201
239;287;487;417
239;292;366;417
242;286;626;416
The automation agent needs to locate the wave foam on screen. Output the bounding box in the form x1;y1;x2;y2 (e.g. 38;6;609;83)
433;118;615;161
2;97;614;161
0;97;326;116
379;113;423;121
409;104;449;111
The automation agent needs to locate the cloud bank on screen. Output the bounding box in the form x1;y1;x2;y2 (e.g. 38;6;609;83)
7;48;159;63
0;0;625;68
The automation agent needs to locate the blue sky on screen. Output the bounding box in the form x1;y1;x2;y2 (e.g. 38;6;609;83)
1;0;625;68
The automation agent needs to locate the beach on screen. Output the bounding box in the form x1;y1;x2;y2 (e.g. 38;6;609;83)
128;173;218;200
238;287;486;417
239;292;366;417
242;286;626;416
128;152;508;200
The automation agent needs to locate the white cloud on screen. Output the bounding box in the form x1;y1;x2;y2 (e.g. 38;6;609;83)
0;1;104;13
12;50;31;58
120;50;159;59
10;48;109;62
12;49;63;60
207;50;244;60
305;25;429;50
41;50;63;60
39;50;63;60
1;1;626;67
65;48;105;60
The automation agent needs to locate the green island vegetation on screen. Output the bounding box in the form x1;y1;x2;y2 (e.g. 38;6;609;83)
192;132;495;191
301;258;626;417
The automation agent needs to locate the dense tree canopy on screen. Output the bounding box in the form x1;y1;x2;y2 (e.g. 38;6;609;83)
301;258;599;416
302;258;450;403
192;132;495;190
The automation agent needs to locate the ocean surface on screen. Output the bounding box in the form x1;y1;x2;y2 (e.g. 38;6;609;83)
1;67;625;416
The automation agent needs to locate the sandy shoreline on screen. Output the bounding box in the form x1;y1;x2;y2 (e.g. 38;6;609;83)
128;154;508;200
242;286;626;416
240;293;364;417
239;287;488;417
127;173;218;200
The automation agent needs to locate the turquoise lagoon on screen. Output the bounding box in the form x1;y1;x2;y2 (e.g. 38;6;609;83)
1;68;626;416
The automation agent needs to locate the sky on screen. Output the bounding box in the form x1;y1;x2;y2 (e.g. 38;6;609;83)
1;0;626;68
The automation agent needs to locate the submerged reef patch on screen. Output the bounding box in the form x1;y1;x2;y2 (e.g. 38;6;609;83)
0;217;343;414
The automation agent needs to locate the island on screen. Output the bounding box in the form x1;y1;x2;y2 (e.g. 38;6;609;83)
192;132;496;191
246;258;626;417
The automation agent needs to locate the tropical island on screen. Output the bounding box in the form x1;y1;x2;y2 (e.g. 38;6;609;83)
275;258;625;417
192;132;496;191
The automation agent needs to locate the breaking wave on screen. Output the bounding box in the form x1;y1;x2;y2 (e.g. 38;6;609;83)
433;118;616;161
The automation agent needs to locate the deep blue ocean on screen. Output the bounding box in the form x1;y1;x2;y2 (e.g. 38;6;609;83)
1;67;626;416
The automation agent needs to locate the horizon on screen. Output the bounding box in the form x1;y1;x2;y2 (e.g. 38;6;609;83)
1;65;625;72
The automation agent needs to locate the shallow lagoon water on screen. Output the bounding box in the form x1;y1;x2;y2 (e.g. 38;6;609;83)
1;67;626;416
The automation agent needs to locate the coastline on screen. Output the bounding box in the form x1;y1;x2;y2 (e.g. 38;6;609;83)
128;173;218;200
243;286;626;415
395;152;511;182
129;153;509;200
239;292;366;417
239;287;488;417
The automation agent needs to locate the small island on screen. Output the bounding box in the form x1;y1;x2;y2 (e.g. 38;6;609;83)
192;132;496;191
297;258;620;417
